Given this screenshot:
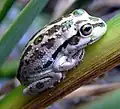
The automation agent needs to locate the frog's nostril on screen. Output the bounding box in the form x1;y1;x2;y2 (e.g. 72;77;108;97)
99;23;105;27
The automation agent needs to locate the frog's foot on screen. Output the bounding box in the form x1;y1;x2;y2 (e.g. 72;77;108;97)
23;70;62;96
53;49;85;71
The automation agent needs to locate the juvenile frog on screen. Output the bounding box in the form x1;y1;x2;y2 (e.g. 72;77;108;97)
17;9;107;95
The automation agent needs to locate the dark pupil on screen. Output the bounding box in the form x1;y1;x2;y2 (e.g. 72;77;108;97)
84;26;91;32
69;36;79;45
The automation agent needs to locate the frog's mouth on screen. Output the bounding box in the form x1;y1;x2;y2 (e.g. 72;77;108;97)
89;37;101;45
77;37;100;48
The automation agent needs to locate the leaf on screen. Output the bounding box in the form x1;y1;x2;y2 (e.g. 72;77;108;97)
0;0;15;23
0;60;18;78
0;0;49;67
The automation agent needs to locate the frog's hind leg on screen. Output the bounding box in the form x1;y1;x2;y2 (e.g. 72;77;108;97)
23;69;62;96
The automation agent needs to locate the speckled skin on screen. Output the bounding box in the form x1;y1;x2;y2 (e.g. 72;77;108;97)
17;9;107;95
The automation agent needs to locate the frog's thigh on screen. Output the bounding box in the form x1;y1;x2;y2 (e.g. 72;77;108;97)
23;71;62;96
53;49;85;71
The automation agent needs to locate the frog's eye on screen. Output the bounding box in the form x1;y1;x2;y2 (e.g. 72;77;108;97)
69;35;80;45
80;23;93;37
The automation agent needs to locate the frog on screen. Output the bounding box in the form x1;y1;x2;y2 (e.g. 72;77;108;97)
17;9;107;95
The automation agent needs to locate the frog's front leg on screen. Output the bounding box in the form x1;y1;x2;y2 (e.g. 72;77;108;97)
53;49;85;71
23;69;62;95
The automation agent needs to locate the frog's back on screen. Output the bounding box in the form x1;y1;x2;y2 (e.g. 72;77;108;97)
17;13;77;84
17;9;89;84
17;9;107;85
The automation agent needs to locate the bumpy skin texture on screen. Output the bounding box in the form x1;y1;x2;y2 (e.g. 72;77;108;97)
17;9;107;95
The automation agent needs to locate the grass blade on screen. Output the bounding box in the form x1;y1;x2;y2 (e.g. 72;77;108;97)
0;0;15;23
0;0;49;67
0;60;18;78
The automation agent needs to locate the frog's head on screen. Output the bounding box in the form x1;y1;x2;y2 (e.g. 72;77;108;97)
67;9;107;50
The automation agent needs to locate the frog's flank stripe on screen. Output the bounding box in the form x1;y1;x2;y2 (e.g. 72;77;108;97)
43;60;53;68
52;39;69;59
52;30;81;59
43;39;71;68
